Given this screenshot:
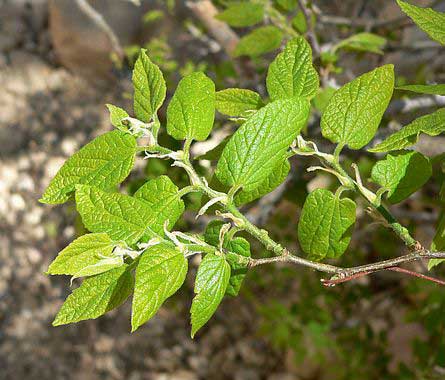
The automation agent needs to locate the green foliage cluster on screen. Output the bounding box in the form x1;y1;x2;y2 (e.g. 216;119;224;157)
41;0;445;339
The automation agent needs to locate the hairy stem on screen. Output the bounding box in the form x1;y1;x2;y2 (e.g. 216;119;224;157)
144;143;444;286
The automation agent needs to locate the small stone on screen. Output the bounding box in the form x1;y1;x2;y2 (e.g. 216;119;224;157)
10;193;26;211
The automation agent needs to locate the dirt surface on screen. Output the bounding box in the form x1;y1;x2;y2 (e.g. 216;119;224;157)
0;2;288;379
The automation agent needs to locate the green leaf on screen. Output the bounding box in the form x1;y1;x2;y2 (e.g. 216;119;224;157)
132;49;166;122
134;176;185;237
166;72;215;141
132;243;187;331
234;159;290;206
429;183;445;269
321;65;394;149
298;189;356;260
190;253;230;337
275;0;297;12
266;36;319;100
312;87;336;113
75;185;158;245
69;256;124;281
106;104;129;132
47;233;115;275
216;98;309;193
234;26;283;58
204;220;251;296
215;88;264;117
334;33;387;54
369;108;445;152
40;131;136;204
215;2;264;27
371;150;431;204
292;11;307;34
53;265;133;326
396;84;445;95
397;0;445;45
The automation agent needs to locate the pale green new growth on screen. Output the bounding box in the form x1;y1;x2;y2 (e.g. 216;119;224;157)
266;36;319;100
204;221;251;296
215;2;264;27
216;98;309;193
132;244;187;331
47;233;115;276
167;72;215;141
396;84;445;95
132;49;166;122
334;33;387;54
397;0;445;45
298;189;356;260
215;88;264;117
369;108;445;152
40;131;136;204
106;104;130;131
371;150;431;204
191;253;231;337
234;26;283;58
321;65;394;150
53;265;133;326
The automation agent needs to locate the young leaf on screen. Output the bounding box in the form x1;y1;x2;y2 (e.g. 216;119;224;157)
397;0;445;45
234;159;290;206
369;108;445;152
134;176;185;237
47;233;115;276
190;253;231;337
132;243;187;331
132;49;166;122
40;131;136;205
216;98;309;193
106;104;130;131
204;220;251;296
396;84;445;95
215;88;264;117
312;87;336;113
166;72;215;141
292;11;307;34
75;185;158;245
234;26;283;58
321;65;394;149
266;36;319;100
371;150;431;204
276;0;298;12
298;189;356;260
215;2;264;28
429;183;445;269
69;256;124;281
334;33;387;54
53;265;133;326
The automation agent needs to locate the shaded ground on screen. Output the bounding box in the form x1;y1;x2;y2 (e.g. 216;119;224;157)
1;1;445;379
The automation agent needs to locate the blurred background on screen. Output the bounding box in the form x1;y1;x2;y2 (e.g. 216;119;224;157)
1;0;445;379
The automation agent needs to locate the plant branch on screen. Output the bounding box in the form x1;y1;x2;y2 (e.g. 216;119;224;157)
143;142;444;287
75;0;124;61
297;0;321;56
292;141;418;248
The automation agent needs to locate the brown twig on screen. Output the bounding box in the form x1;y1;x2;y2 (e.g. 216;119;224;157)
387;267;445;286
75;0;124;61
297;0;321;56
